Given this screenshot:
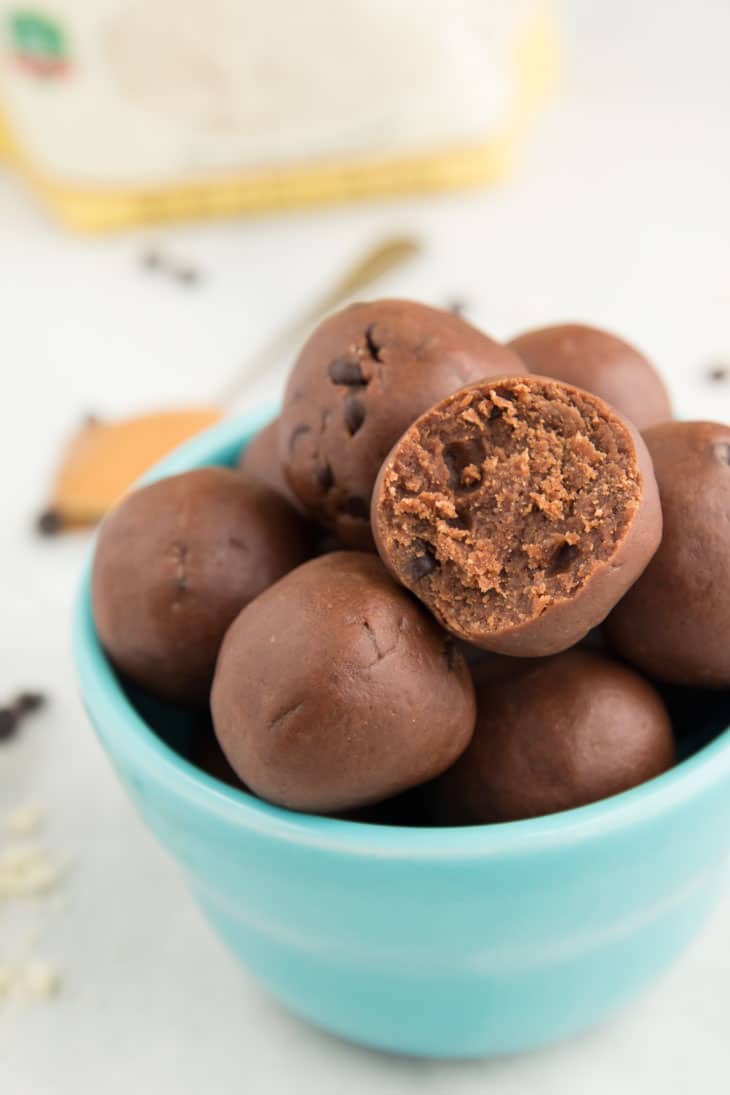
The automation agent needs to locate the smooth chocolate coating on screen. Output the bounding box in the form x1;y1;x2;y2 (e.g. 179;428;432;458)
92;467;311;705
509;323;671;430
372;375;662;656
210;552;476;813
279;299;525;549
237;417;299;507
427;649;675;824
605;421;730;686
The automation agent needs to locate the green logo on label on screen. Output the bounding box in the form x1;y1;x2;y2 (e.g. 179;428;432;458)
9;9;71;76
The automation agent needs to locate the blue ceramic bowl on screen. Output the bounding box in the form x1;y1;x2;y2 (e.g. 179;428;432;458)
73;408;730;1059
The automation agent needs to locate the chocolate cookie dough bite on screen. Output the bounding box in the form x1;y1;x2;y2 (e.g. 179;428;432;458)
237;417;299;507
92;467;311;705
279;299;525;548
427;649;675;825
508;323;671;430
372;375;662;656
210;552;476;813
606;421;730;686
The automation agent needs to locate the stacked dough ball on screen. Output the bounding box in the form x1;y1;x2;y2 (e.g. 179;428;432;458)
92;301;729;824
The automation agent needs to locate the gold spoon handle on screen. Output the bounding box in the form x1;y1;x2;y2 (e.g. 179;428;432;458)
217;235;421;406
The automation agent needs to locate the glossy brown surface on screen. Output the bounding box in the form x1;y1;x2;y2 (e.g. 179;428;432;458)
279;299;525;548
92;467;311;705
509;323;671;430
427;649;675;824
606;421;730;686
211;551;476;813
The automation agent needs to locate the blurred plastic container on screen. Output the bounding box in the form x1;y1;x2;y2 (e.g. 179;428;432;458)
0;1;558;231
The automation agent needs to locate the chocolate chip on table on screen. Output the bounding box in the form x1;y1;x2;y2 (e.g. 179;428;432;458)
140;246;162;270
328;359;367;386
16;692;46;714
446;299;468;317
0;709;18;741
0;691;47;743
36;509;63;536
344;395;366;436
174;264;201;287
706;362;730;383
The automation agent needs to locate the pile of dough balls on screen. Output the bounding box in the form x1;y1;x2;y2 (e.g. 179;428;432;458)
93;301;728;825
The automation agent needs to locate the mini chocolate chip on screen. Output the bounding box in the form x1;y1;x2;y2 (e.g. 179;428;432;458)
443;438;485;492
363;321;383;361
16;692;46;714
364;324;383;362
447;298;468;317
706;363;730;383
712;442;730;465
288;424;311;453
410;548;438;580
328;359;367;386
316;462;334;490
0;690;46;743
0;708;18;741
548;542;580;575
175;265;201;286
344;496;369;519
140;247;161;270
36;509;62;536
344;395;366;436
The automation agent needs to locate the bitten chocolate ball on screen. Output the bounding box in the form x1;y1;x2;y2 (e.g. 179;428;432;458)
372;375;662;656
237;418;298;506
509;323;671;430
279;299;525;549
427;649;675;824
92;467;311;705
210;551;476;813
605;421;730;686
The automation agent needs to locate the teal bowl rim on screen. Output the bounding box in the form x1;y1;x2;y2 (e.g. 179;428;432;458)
73;405;730;860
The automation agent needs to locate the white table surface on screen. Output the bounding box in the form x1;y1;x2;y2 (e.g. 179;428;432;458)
1;3;730;1092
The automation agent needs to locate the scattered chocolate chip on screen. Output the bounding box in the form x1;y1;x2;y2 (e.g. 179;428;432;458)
316;462;334;490
16;692;46;714
288;424;311;453
344;395;366;436
0;691;47;743
712;442;730;466
328;359;367;386
364;324;383;362
140;247;162;271
410;548;438;580
0;709;18;741
175;265;201;287
36;509;62;537
344;497;369;519
443;439;484;491
447;299;468;317
706;362;730;383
